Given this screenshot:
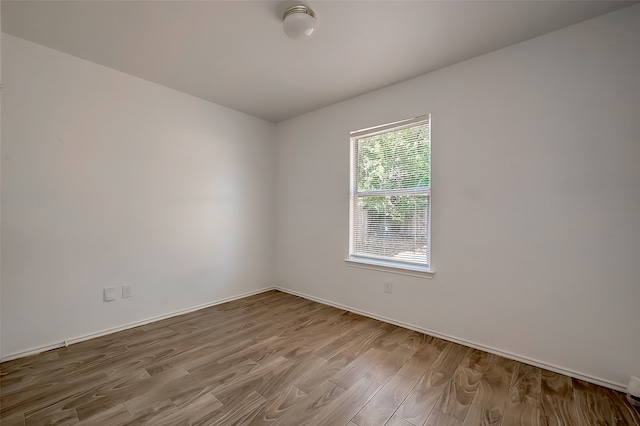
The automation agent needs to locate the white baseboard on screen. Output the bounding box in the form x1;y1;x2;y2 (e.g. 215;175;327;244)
0;287;276;363
2;285;627;393
274;286;627;393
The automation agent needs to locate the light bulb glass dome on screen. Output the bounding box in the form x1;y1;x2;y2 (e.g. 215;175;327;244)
283;6;316;40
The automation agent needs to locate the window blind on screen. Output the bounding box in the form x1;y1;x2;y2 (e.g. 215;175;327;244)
349;115;431;268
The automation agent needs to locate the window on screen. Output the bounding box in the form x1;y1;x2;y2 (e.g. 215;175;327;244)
348;115;432;275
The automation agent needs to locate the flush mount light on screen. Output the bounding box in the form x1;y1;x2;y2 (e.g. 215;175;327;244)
283;5;316;40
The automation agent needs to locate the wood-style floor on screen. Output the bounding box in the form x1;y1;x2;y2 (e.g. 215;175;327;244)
1;291;638;426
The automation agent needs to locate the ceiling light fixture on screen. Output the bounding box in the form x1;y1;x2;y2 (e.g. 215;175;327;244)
283;5;316;40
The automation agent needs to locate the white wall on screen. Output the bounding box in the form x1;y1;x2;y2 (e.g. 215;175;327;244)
1;34;276;358
275;5;640;388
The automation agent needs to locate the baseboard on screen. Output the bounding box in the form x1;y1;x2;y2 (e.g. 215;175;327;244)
0;287;276;363
3;285;627;392
274;286;627;393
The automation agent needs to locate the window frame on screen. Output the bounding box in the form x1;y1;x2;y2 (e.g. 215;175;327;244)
346;115;434;278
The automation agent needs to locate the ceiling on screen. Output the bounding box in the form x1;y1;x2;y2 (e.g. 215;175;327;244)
2;1;637;123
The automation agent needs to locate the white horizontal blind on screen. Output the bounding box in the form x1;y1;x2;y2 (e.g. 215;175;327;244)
350;115;431;268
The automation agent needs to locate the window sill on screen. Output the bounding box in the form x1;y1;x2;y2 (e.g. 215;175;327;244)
345;257;435;279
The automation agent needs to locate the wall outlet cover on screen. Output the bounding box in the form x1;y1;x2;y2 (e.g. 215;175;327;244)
103;287;116;302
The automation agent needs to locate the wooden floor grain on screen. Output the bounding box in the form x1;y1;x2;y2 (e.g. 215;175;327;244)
1;290;638;425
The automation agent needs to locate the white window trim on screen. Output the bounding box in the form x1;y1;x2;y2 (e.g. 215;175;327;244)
347;115;433;276
345;256;435;279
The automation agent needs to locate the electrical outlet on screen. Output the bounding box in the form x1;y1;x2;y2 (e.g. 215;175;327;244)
122;284;133;298
103;287;116;302
384;281;393;294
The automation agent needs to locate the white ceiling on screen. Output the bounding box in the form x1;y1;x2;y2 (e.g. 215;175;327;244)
2;1;637;123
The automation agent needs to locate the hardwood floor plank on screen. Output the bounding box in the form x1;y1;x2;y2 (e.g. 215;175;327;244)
56;330;191;388
502;363;544;426
123;399;179;425
76;403;131;425
1;376;23;395
541;394;579;426
282;303;347;331
215;335;284;366
276;333;336;362
274;380;346;426
352;340;442;426
158;358;259;411
121;367;191;414
541;370;573;401
1;372;104;420
245;385;307;425
196;390;266;426
303;377;380;426
276;316;360;362
434;349;488;422
342;323;399;358
210;356;294;405
293;351;355;395
365;332;427;385
539;369;577;425
384;415;416;426
253;354;326;400
153;392;223;426
1;352;60;377
277;307;351;341
462;354;514;426
313;316;382;360
176;338;258;373
606;388;640;425
329;348;388;389
425;408;463;426
368;324;413;352
395;342;470;426
0;412;25;426
571;378;617;425
64;366;180;421
1;290;632;426
15;341;128;388
23;397;80;426
463;381;505;426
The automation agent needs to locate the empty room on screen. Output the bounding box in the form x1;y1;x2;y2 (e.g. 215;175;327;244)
1;1;639;425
